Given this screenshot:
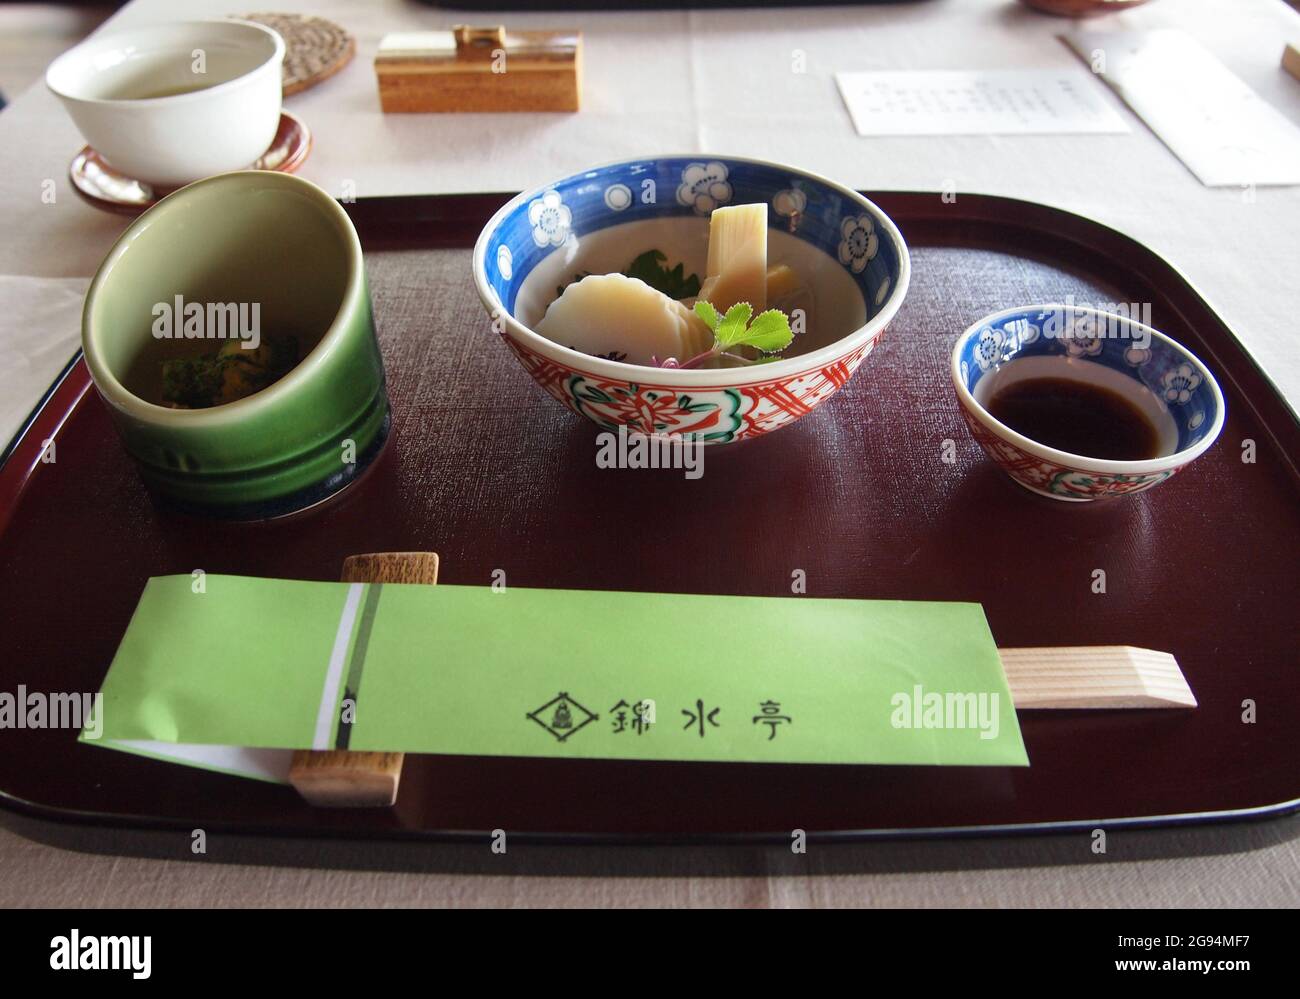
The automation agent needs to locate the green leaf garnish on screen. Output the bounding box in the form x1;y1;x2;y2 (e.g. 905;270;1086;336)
624;250;702;300
735;309;795;354
692;300;721;333
695;300;793;356
713;303;755;349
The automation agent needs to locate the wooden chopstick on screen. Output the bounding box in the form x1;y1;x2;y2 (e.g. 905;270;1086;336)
1000;646;1196;709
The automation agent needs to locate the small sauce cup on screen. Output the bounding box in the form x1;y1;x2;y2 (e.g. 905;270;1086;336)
951;304;1225;501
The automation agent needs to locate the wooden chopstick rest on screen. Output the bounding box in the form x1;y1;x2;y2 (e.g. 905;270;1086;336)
288;750;404;808
374;25;582;113
288;552;439;807
999;646;1196;709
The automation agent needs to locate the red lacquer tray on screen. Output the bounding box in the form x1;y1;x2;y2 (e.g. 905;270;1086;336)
2;193;1297;874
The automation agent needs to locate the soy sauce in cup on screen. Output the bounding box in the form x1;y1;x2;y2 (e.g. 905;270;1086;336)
986;377;1162;462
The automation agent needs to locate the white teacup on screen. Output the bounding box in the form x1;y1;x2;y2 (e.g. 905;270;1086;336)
47;19;284;188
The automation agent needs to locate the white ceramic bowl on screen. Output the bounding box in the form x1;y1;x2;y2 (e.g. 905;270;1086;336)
46;19;284;188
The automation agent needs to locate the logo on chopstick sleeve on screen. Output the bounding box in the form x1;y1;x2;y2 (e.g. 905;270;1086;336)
526;692;598;742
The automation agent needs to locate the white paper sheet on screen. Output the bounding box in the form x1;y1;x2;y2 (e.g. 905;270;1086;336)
1065;29;1300;187
834;69;1130;137
104;740;293;783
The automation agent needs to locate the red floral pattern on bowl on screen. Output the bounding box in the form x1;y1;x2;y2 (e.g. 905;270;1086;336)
503;333;882;443
959;406;1176;500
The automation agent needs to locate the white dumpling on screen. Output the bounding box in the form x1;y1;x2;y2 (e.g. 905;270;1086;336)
536;273;713;366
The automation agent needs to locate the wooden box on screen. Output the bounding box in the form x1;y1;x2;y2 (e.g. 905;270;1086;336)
375;25;581;113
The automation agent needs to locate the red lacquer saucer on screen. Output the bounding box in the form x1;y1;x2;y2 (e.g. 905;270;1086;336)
69;109;312;215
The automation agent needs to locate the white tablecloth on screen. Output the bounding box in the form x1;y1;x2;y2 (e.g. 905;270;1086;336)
1;0;1298;906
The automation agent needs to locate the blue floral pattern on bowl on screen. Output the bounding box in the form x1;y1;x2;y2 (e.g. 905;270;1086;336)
480;156;903;323
952;305;1226;501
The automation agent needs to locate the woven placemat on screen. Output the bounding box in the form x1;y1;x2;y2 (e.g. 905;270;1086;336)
239;12;356;96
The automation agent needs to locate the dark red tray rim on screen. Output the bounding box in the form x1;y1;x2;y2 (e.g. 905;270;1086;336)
2;190;1297;857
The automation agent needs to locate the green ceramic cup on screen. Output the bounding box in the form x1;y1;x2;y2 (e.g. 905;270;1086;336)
82;170;389;518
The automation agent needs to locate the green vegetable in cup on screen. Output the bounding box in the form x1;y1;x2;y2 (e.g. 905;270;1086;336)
161;335;299;409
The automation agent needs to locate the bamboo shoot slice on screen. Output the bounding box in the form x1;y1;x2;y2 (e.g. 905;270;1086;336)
764;264;813;341
701;203;768;314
